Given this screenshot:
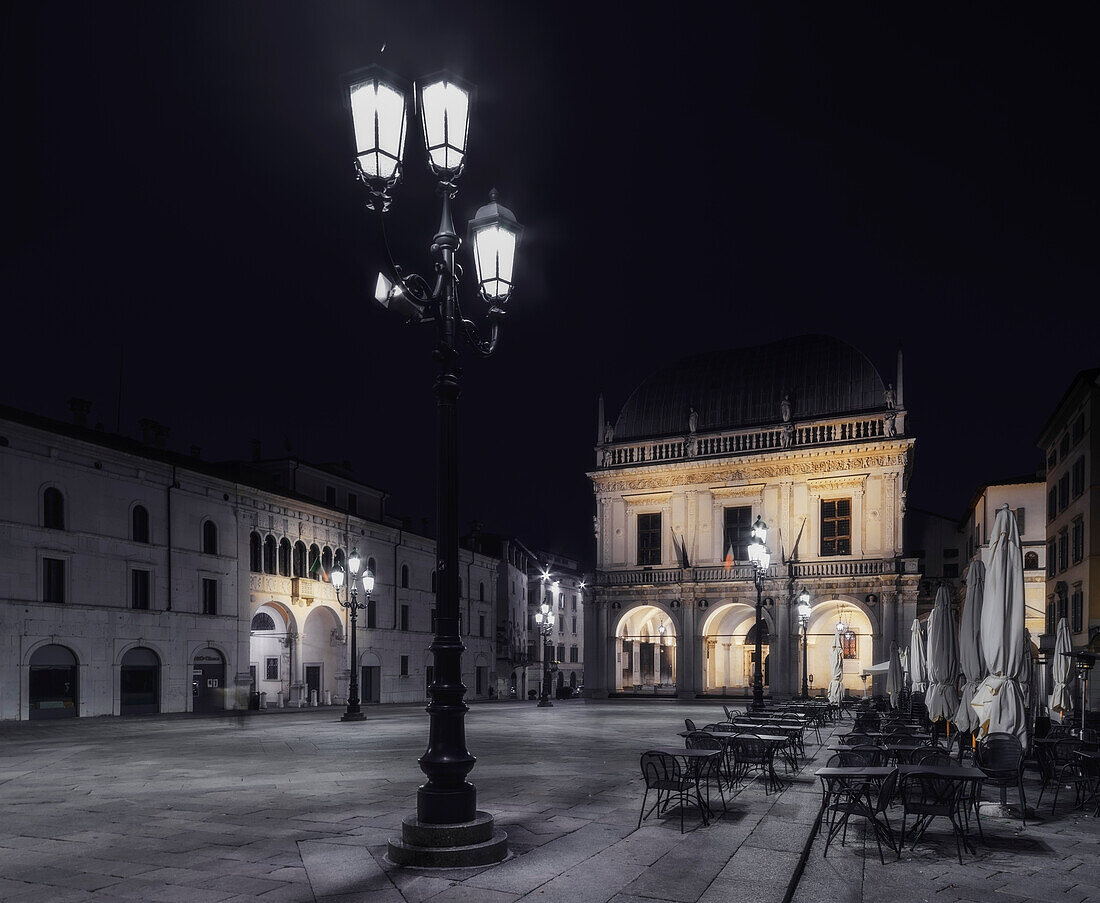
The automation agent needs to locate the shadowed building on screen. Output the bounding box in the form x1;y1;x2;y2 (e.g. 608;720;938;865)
586;335;920;700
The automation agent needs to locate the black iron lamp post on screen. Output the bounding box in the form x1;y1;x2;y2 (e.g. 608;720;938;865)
797;588;811;700
747;516;772;711
332;550;375;722
535;602;556;707
344;64;519;866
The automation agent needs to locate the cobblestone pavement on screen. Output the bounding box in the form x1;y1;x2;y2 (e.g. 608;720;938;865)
0;702;1094;903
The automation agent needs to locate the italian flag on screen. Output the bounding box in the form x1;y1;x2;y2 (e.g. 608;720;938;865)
723;545;734;573
310;558;329;582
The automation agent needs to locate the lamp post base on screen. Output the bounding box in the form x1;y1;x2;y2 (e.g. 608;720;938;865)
537;697;553;707
387;811;508;867
340;710;367;722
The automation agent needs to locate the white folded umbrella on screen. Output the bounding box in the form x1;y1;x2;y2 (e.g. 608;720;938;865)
827;632;844;705
954;560;985;732
909;618;927;694
1050;617;1073;723
926;585;960;722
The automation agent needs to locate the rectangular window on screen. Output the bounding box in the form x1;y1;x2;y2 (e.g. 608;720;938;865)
569;646;579;663
325;485;337;506
1059;433;1070;459
400;655;409;677
401;605;409;631
1071;587;1084;633
821;498;852;556
572;617;577;634
1048;487;1058;522
43;557;65;603
637;512;662;566
1014;508;1026;536
1047;539;1057;577
479;615;485;637
1072;518;1084;563
346;492;357;515
131;569;150;610
1057;590;1068;624
557;643;565;662
841;633;858;660
1058;474;1069;511
1072;457;1085;497
265;657;279;680
571;596;577;611
723;506;753;562
1046;596;1056;637
1071;413;1085;446
366;599;376;629
201;578;218;615
1058;530;1069;572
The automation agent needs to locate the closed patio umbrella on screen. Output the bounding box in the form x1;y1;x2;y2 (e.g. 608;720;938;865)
954;560;985;732
909;618;927;694
1050;617;1073;723
886;641;904;709
926;585;960;723
971;504;1029;750
900;647;910;684
827;632;844;705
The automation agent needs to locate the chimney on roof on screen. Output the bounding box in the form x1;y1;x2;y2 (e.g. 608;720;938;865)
251;439;262;462
69;397;92;427
138;418;170;448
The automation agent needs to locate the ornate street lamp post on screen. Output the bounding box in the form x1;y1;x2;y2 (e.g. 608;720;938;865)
747;516;772;711
344;64;520;866
797;588;811;700
535;602;555;707
332;550;375;722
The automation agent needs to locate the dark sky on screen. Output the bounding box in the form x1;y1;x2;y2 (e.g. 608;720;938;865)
3;3;1097;564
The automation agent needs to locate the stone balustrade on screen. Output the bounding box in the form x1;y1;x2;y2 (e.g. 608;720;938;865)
596;558;918;588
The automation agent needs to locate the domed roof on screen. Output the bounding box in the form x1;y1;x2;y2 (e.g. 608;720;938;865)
613;335;890;441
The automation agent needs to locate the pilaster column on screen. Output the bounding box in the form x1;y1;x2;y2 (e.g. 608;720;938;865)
655;639;662;685
774;590;790;697
632;639;641;687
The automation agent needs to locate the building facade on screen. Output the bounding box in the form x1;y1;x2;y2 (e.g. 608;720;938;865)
0;404;497;720
586;336;920;700
1037;368;1099;710
523;548;587;699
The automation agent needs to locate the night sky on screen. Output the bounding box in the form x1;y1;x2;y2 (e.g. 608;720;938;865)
3;3;1097;564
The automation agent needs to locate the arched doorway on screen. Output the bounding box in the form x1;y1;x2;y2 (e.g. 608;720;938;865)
29;644;78;719
805;601;874;698
250;605;293;705
301;606;343;706
360;651;382;705
701;603;769;694
615;606;677;692
120;647;160;715
192;647;226;713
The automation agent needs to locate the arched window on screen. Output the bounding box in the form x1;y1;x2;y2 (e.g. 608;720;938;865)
43;487;64;530
367;556;377;579
401;564;409;588
334;548;346;572
278;538;292;576
308;544;321;579
293;541;307;577
249;532;262;572
250;612;276;631
322;547;334;576
431;570;437;594
479;581;485;602
132;505;149;543
202;520;218;555
1024;551;1039;570
263;535;277;574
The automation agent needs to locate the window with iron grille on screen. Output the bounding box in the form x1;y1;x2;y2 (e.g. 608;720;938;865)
841;633;858;660
131;569;150;610
723;506;752;561
1071;586;1084;633
201;578;218;615
265;657;279;680
821;499;852;556
637;513;661;565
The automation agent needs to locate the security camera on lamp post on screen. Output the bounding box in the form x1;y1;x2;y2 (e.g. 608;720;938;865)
747;516;773;711
344;63;520;865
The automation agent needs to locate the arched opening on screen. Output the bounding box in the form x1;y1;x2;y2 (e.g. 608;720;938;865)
278;538;292;576
401;564;409;588
805;601;874;699
293;541;307;577
615;605;677;693
132;505;150;543
203;520;218;555
360;651;382;705
250;605;292;704
192;647;226;713
29;644;78;719
249;532;262;572
701;603;771;694
263;535;277;574
301;606;343;706
43;487;65;530
321;546;333;576
120;647;160;715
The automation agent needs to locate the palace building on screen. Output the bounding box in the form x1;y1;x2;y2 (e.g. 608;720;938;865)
586;335;920;700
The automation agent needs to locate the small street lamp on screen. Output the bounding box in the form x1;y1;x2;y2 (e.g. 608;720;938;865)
797;588;812;700
344;63;521;864
747;516;772;711
1061;649;1096;735
535;602;555;708
331;549;375;723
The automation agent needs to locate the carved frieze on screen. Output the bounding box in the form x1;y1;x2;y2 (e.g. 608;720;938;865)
710;483;766;499
807;474;868;493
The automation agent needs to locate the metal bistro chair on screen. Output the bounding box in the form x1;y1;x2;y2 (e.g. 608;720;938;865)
899;772;971;864
731;733;772;792
849;744;887;767
975;732;1027;826
825;769;899;865
684;732;730;815
838;732;873;747
1050;739;1094;814
1037;738;1081;808
911;747;954;768
638;751;706;834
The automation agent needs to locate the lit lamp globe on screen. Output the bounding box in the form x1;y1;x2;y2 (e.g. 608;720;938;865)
331;563;346;590
417;71;473;180
798;600;812;622
348;549;362;577
468;190;524;304
747;516;770;569
362;568;376;594
345;65;408;198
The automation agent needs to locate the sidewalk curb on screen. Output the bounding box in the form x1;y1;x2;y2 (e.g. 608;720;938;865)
782;812;818;903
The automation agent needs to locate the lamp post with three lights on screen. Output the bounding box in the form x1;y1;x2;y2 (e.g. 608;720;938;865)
796;588;811;700
331;550;375;722
747;516;772;711
534;602;555;707
343;64;520;864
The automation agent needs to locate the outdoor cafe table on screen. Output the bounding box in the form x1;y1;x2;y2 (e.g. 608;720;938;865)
813;766;895;835
648;747;724;824
680;731;791;792
1072;749;1100;815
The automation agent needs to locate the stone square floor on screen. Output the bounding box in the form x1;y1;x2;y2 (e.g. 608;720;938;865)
0;700;1095;902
